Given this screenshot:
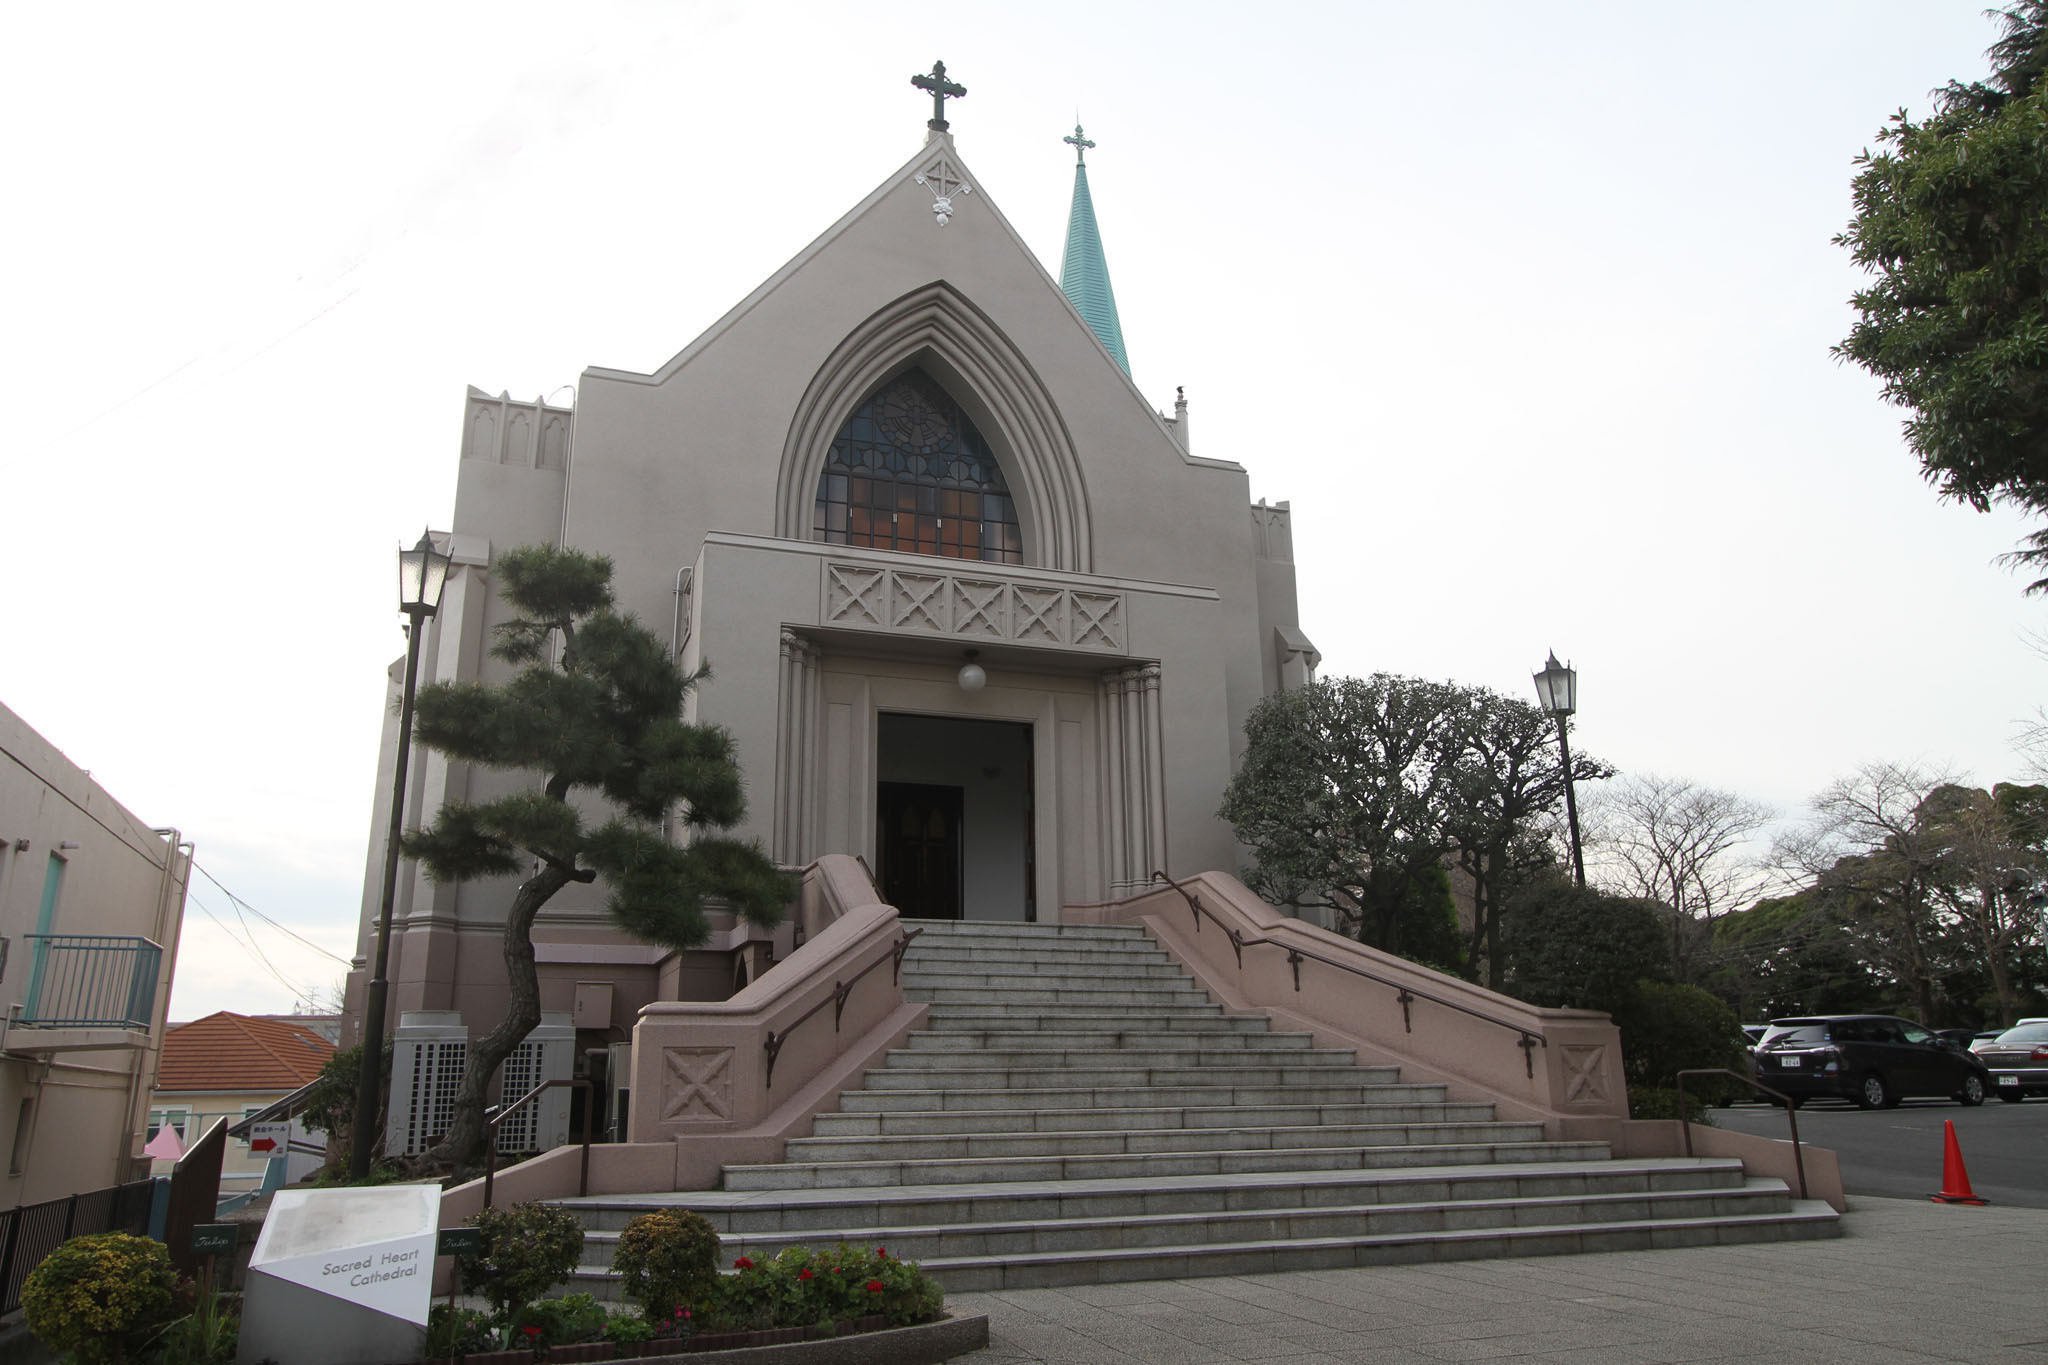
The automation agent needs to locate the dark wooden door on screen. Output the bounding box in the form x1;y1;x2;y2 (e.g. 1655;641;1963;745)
877;782;964;919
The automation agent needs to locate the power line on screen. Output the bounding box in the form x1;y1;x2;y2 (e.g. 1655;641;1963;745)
190;862;352;967
183;888;322;1005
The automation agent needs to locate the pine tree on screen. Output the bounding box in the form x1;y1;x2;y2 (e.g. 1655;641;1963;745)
401;544;791;1166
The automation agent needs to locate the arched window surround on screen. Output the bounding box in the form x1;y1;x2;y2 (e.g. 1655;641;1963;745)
775;282;1094;573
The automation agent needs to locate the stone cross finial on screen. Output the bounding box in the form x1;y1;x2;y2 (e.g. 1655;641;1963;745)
912;61;966;132
1065;123;1096;165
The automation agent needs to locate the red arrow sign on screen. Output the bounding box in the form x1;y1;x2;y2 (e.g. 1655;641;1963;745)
249;1137;276;1153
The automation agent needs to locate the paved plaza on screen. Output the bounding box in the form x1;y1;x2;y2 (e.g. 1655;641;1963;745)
950;1196;2047;1363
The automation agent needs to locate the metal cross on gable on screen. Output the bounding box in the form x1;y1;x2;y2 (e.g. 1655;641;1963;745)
912;60;966;131
1065;123;1095;165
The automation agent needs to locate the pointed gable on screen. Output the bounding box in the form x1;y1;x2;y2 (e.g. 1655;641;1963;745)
156;1011;335;1092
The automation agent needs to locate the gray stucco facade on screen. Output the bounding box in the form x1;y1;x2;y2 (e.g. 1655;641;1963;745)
346;130;1315;1051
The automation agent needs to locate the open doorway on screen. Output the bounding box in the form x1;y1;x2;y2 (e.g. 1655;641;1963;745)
876;714;1034;921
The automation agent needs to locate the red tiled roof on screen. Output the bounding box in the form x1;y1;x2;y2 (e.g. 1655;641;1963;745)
156;1011;336;1092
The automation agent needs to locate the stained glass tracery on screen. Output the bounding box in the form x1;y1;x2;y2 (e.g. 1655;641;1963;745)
812;370;1024;564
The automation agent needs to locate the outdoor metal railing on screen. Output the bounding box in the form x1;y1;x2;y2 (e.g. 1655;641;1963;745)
481;1078;593;1210
0;1178;156;1314
20;934;162;1029
762;929;921;1089
1673;1068;1809;1200
1151;871;1548;1078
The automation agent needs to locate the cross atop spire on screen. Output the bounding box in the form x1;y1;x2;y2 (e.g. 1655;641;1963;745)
1064;123;1095;166
912;61;966;133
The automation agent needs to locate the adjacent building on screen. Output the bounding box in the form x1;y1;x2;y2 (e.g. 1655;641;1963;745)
0;702;189;1205
150;1011;335;1193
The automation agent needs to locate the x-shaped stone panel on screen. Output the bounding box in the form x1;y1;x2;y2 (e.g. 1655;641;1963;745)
1560;1043;1609;1104
661;1046;734;1123
889;572;946;632
1072;592;1122;649
824;565;886;627
1014;586;1065;644
951;579;1006;638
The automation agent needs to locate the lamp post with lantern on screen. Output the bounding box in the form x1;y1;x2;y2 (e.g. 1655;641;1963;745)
1533;651;1586;888
350;531;453;1179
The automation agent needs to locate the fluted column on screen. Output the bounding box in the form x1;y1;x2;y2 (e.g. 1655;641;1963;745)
773;630;822;865
1099;663;1167;897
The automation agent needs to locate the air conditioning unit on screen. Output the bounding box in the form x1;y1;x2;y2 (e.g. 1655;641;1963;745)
386;1012;467;1157
495;1012;575;1154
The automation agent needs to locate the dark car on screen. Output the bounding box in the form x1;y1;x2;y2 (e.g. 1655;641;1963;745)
1972;1022;2048;1102
1752;1014;1992;1109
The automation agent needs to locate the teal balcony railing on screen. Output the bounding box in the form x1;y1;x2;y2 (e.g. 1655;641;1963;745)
20;935;163;1030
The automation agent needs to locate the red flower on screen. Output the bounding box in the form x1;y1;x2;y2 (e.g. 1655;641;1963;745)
733;1256;755;1270
522;1326;542;1339
875;1247;888;1259
867;1279;885;1293
799;1269;814;1280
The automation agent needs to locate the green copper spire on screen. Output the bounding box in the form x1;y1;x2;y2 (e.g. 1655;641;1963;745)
1059;123;1129;375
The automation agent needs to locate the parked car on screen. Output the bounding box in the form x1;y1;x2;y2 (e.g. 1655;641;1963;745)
1752;1014;1993;1109
1971;1022;2048;1102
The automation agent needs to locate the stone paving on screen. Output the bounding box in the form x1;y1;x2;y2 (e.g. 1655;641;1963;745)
948;1196;2048;1363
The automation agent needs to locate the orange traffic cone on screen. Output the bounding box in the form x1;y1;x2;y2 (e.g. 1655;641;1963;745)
1931;1119;1988;1205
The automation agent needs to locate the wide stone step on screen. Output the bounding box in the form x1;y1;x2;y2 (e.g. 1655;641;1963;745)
875;1047;1362;1073
564;1158;1757;1235
704;1182;1799;1265
911;986;1215;1006
910;1202;1845;1291
901;1027;1304;1052
905;922;1152;942
918;1003;1244;1026
783;1119;1549;1164
906;968;1195;992
858;1062;1397;1091
811;1099;1501;1137
722;1139;1614;1191
837;1080;1445;1112
904;941;1175;964
905;961;1196;982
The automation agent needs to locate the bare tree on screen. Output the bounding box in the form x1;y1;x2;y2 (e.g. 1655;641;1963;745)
1917;782;2048;1025
1586;774;1775;981
1774;762;1959;1023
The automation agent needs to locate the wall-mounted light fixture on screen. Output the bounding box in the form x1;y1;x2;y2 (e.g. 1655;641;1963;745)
55;843;79;852
956;649;986;693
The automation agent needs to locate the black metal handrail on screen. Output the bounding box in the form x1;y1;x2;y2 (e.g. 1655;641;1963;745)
481;1078;592;1209
762;929;921;1089
1150;870;1547;1078
1673;1068;1808;1201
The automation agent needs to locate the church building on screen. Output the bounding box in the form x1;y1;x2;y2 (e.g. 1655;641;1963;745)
348;67;1317;1086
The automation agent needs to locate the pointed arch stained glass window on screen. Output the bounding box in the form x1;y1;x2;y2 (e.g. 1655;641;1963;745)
812;370;1024;564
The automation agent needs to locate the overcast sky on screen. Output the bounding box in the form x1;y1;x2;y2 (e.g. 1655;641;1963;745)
4;2;2037;1019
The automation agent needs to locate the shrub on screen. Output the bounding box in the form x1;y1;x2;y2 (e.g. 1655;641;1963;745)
457;1202;585;1324
601;1310;656;1344
21;1232;181;1365
149;1278;238;1365
510;1291;609;1346
424;1303;497;1357
610;1209;721;1322
698;1242;943;1334
1612;981;1746;1091
1628;1086;1716;1124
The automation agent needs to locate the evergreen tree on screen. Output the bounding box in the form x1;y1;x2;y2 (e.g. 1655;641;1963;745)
401;545;792;1166
1836;3;2048;589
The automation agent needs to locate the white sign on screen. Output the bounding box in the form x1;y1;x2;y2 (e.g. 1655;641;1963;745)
249;1186;440;1325
248;1123;288;1154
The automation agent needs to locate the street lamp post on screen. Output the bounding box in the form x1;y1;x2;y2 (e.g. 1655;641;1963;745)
1533;651;1586;888
350;531;452;1179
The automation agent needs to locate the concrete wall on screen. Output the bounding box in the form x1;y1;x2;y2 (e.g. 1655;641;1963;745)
0;702;189;1206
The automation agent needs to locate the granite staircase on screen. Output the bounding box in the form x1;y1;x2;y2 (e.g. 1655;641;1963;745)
564;920;1837;1293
